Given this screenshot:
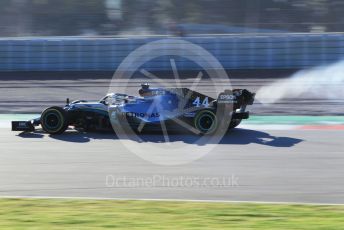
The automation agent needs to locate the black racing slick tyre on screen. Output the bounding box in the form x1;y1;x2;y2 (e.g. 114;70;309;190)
194;110;218;135
40;106;68;134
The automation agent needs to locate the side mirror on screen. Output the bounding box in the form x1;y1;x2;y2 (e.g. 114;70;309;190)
66;98;70;105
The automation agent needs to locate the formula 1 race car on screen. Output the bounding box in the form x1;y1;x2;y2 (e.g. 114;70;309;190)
12;83;255;135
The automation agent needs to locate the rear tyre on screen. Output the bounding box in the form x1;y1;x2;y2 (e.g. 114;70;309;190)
40;106;68;134
194;110;218;135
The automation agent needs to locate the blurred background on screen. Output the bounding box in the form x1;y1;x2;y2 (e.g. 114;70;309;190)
1;0;344;37
1;0;344;116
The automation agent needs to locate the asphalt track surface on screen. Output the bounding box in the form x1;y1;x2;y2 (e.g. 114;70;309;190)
0;73;343;204
0;127;343;204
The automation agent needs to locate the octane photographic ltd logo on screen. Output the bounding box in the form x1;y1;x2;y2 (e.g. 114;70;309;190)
108;39;232;165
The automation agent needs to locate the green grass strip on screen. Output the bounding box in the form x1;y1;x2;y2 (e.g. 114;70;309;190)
0;198;343;229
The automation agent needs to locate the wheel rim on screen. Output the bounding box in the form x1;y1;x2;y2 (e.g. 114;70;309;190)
199;115;213;130
196;112;217;133
44;112;62;130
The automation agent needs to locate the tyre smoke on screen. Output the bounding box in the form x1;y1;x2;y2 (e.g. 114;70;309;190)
256;60;344;105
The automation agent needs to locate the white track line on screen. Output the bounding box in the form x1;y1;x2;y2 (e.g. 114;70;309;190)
0;195;343;206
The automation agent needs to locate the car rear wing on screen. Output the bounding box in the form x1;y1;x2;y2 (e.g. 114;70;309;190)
217;89;255;120
217;89;255;106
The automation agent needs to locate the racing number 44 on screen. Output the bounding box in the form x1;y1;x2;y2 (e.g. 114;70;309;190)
192;97;209;107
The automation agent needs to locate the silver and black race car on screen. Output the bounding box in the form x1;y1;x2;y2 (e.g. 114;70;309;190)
12;83;255;135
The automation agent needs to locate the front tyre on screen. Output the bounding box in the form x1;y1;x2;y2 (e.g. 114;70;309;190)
194;110;218;135
40;106;68;134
